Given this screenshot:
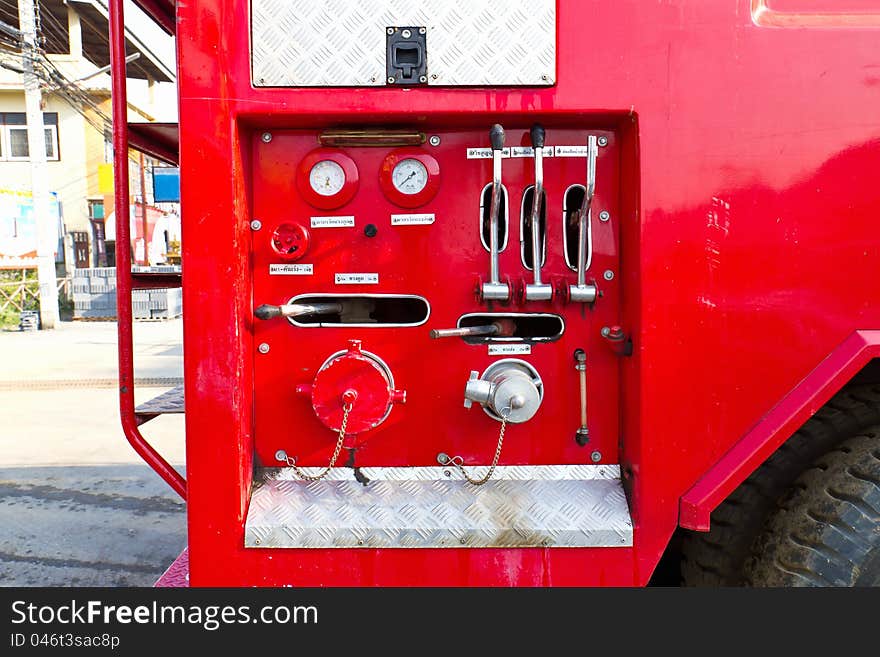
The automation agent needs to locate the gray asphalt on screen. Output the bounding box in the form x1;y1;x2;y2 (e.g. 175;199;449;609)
0;320;187;587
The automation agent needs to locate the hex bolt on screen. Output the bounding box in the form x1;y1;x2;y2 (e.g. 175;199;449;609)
419;75;427;83
597;136;608;147
402;29;411;38
429;135;441;146
258;343;270;354
250;219;262;231
591;451;602;462
261;132;272;143
603;269;614;281
387;76;395;84
599;211;610;222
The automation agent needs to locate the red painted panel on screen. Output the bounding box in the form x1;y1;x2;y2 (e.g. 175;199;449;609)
176;0;880;586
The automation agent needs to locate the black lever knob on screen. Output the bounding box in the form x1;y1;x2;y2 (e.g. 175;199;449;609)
255;304;282;320
530;123;545;149
489;124;505;151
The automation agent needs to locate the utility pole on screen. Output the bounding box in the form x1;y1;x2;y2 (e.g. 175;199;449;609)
18;0;59;329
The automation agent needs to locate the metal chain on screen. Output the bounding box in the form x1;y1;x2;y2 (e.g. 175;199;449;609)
452;413;509;486
284;402;352;481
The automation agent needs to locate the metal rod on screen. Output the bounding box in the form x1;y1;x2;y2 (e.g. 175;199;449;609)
489;148;502;284
110;0;186;500
430;324;501;339
577;136;598;287
530;126;545;286
255;302;343;320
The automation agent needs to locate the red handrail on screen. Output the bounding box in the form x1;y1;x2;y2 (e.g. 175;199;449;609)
109;0;186;499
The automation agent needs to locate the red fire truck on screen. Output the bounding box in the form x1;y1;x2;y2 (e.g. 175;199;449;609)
110;0;880;587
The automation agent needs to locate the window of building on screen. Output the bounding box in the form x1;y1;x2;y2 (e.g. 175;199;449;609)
0;113;60;161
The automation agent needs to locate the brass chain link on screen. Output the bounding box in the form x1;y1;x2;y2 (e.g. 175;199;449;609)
451;413;509;486
285;402;352;481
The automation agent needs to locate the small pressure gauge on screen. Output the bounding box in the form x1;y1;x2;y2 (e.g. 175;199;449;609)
309;160;346;196
392;159;429;195
296;148;359;209
380;149;440;208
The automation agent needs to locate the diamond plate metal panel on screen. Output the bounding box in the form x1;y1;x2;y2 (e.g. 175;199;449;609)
245;466;632;548
251;0;556;87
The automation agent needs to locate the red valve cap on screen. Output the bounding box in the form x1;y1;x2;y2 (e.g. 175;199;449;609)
306;341;405;447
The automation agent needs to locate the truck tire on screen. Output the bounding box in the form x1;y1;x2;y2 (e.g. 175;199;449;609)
745;430;880;586
680;384;880;586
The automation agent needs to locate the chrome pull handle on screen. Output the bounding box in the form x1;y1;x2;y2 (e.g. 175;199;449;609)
429;320;515;340
569;135;599;303
481;124;510;302
254;302;343;320
525;123;552;301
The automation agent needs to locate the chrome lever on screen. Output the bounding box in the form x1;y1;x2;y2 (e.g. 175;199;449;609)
254;302;343;320
569;135;599;303
525;124;552;302
481;124;510;302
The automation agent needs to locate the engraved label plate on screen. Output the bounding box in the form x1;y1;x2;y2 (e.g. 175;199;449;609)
335;273;379;284
311;216;355;228
270;264;313;275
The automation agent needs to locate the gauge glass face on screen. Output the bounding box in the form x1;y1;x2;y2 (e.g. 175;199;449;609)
391;159;429;195
309;160;346;196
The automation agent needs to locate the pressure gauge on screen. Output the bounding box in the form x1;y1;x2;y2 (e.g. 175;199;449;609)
392;159;429;195
309;160;346;196
296;148;359;209
380;148;441;208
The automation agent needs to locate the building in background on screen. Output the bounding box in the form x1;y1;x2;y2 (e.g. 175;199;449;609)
0;0;179;272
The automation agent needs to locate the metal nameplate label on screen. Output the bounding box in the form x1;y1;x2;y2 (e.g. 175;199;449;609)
554;145;592;157
270;263;313;275
510;146;554;158
488;344;532;355
335;273;379;285
466;147;511;159
311;216;355;228
391;213;435;226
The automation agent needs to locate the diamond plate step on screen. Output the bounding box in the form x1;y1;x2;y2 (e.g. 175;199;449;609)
245;465;632;549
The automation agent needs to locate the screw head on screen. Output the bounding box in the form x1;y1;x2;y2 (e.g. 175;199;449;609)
275;450;287;462
261;132;272;143
402;29;412;38
386;27;395;35
591;451;602;463
419;75;427;83
364;223;378;238
541;74;548;81
601;326;611;338
250;219;262;231
598;136;608;147
419;27;426;35
258;343;270;354
370;75;377;83
429;135;441;146
431;73;438;80
599;211;610;222
603;269;614;281
387;76;395;84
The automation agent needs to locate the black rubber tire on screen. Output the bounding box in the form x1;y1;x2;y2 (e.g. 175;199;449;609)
745;429;880;586
680;384;880;586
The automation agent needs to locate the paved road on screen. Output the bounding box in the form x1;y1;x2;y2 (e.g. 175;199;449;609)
0;320;187;586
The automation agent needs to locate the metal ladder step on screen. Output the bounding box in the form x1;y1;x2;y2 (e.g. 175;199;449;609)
135;384;185;425
245;465;633;549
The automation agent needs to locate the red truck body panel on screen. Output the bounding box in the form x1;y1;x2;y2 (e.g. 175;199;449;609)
172;0;880;585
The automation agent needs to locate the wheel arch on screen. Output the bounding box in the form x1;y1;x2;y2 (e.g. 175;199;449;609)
679;330;880;531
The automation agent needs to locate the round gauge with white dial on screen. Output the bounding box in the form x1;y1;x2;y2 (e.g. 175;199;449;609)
309;160;346;197
391;159;429;195
379;149;441;208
